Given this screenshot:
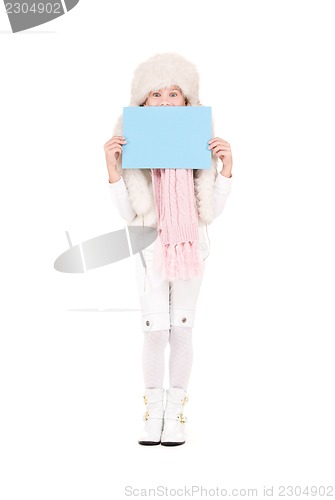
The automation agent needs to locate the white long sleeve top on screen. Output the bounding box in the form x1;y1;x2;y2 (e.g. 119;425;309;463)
108;171;232;224
108;171;232;258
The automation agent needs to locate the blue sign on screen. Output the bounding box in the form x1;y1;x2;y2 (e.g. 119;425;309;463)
122;106;212;169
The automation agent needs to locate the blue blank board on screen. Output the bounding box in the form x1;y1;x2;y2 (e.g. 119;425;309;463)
122;106;212;169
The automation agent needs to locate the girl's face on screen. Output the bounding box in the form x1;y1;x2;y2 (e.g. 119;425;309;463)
144;86;186;106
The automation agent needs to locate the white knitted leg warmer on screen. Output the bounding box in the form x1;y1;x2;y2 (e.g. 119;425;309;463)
169;326;193;390
142;329;169;389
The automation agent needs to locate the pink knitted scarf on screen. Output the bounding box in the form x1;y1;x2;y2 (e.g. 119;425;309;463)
151;168;203;281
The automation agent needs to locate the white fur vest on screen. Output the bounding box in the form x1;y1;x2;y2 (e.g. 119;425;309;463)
113;113;218;227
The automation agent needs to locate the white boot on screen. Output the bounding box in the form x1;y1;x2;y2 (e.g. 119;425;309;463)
138;388;165;445
161;387;188;446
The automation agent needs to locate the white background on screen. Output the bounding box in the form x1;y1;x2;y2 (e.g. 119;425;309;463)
1;0;335;498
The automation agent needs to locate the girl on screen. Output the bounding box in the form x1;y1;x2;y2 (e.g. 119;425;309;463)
104;53;233;446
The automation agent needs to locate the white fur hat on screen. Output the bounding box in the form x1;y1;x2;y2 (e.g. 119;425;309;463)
130;53;200;106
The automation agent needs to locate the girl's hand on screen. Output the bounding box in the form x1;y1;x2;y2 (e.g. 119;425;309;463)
208;137;233;177
104;136;127;182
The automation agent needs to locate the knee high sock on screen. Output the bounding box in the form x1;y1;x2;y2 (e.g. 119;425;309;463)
169;326;193;390
142;329;169;389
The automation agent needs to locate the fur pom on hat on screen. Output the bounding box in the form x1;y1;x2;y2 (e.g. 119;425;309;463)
130;53;200;106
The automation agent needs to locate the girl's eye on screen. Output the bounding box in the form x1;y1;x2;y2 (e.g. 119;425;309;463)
170;93;177;97
152;93;160;97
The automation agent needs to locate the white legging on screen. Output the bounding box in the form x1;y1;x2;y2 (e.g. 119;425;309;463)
135;239;206;389
142;326;193;390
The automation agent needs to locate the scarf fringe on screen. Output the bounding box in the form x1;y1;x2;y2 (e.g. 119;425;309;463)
154;238;203;281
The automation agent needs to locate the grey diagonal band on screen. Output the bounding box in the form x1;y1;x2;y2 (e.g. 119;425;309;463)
54;226;157;273
4;0;80;33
